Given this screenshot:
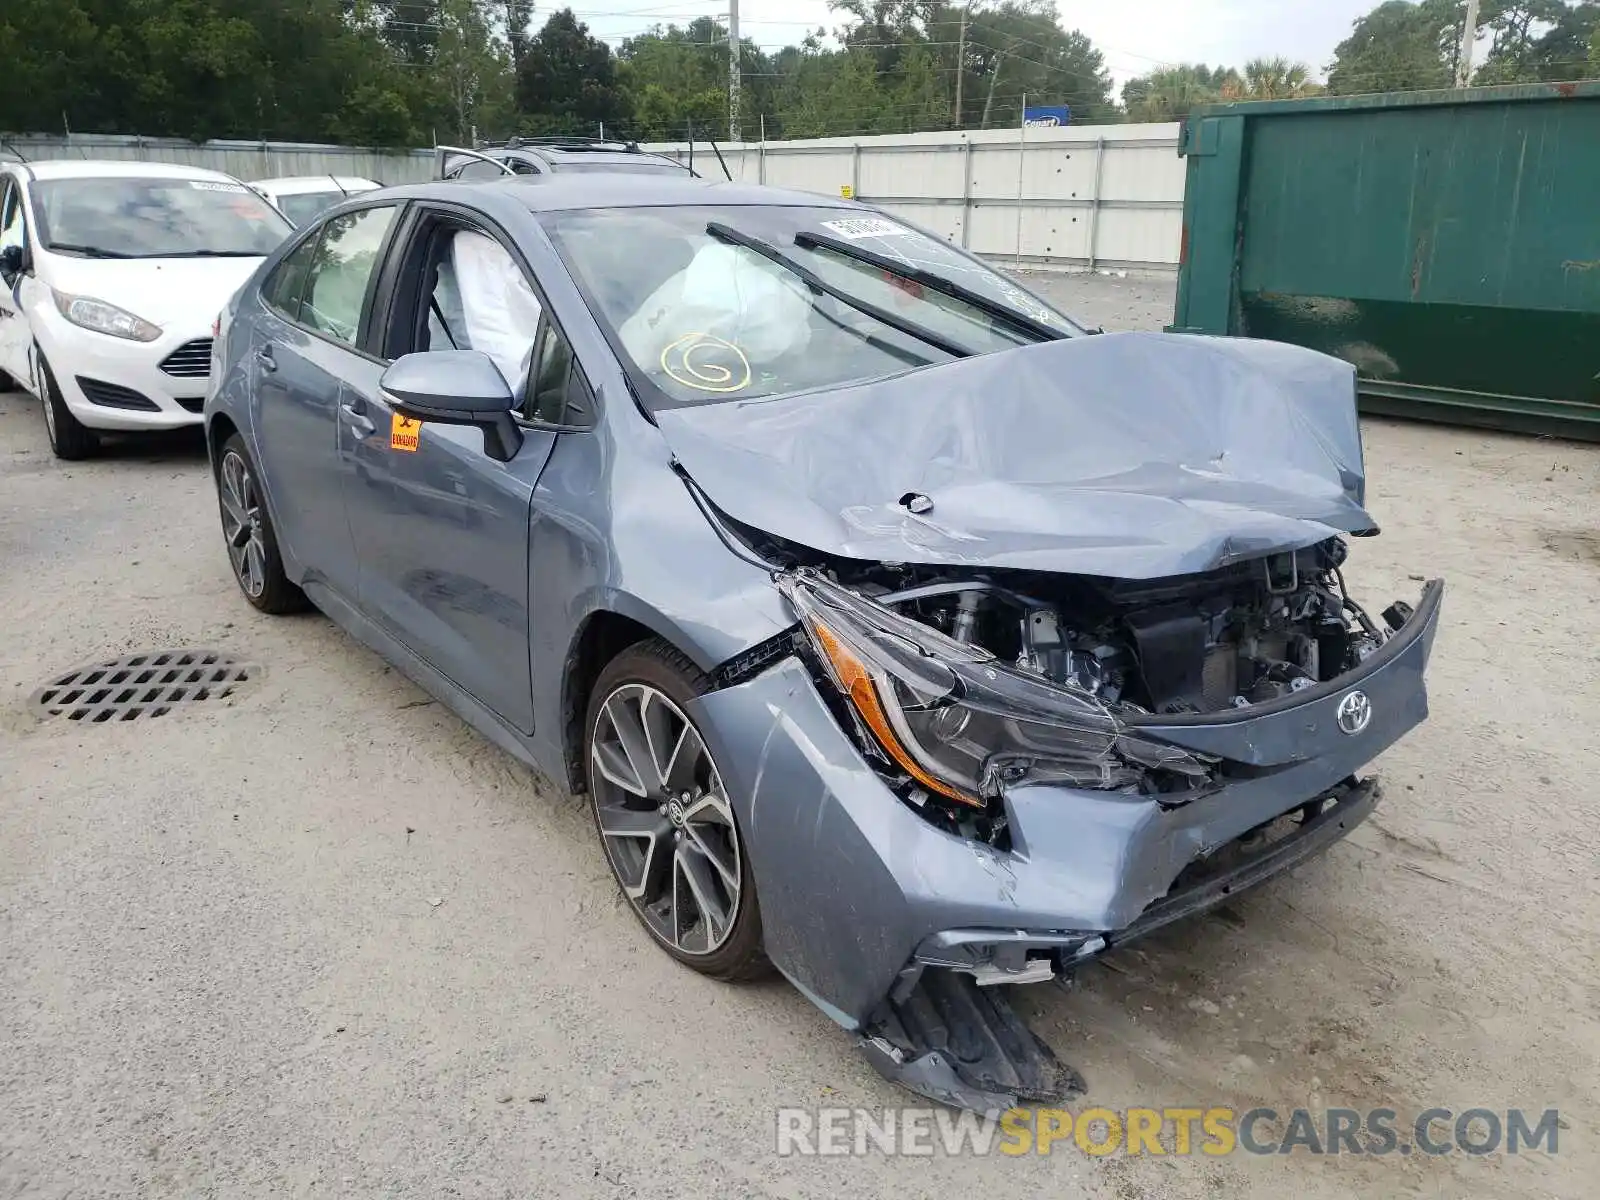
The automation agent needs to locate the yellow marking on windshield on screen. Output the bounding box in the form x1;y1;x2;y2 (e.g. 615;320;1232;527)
660;332;753;394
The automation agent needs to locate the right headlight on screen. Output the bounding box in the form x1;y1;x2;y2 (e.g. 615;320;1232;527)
779;570;1214;808
52;289;163;342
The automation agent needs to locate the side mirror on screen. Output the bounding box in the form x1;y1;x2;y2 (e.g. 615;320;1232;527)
0;243;23;284
380;350;523;463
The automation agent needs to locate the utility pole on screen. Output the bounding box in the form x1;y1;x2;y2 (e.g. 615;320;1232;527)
727;0;742;143
1455;0;1481;88
953;6;968;128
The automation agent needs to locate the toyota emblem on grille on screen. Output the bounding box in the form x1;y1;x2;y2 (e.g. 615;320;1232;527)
1336;690;1373;735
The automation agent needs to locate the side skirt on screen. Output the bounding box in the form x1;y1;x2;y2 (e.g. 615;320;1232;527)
302;580;563;784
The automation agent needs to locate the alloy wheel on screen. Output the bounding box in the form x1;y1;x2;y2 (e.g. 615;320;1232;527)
219;450;267;599
590;683;743;956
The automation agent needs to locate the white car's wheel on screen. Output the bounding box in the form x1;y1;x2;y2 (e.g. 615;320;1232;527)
39;359;98;460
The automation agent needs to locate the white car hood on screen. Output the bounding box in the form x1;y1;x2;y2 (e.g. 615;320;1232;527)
43;256;264;329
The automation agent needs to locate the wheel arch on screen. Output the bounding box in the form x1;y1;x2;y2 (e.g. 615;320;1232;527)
559;604;711;794
206;412;239;476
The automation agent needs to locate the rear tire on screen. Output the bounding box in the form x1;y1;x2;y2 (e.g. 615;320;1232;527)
40;360;98;460
584;638;769;982
217;433;308;615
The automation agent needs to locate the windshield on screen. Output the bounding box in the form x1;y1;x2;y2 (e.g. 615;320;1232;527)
542;205;1082;407
276;190;346;227
32;176;291;258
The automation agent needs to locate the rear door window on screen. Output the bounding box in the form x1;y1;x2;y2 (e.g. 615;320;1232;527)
261;235;320;323
299;205;399;346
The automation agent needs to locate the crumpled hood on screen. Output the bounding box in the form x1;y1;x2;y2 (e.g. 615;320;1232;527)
44;255;265;328
657;331;1375;579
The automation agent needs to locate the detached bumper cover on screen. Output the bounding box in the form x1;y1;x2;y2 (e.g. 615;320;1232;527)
689;581;1442;1028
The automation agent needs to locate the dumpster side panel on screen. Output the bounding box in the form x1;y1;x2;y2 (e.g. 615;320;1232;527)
1174;86;1600;439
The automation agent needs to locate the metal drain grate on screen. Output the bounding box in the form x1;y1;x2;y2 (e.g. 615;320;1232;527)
30;649;261;723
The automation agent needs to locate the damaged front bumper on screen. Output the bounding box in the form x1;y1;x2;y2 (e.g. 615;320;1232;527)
687;579;1442;1087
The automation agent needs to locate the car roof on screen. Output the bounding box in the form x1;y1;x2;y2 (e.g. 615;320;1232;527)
391;173;859;214
251;176;381;194
19;159;245;183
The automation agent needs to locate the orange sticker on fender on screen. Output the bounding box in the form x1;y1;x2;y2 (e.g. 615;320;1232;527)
390;412;421;452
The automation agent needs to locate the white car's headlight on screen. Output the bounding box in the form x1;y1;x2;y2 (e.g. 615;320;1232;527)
52;289;163;342
779;569;1216;806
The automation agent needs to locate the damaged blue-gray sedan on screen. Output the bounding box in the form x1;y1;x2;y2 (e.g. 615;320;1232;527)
205;174;1443;1112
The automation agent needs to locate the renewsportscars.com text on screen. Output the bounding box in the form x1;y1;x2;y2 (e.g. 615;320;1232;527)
774;1106;1561;1158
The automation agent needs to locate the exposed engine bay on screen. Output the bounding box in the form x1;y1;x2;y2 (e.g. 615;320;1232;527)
764;531;1411;840
859;537;1390;716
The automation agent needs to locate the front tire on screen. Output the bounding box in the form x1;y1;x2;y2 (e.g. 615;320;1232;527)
40;360;98;460
584;639;768;981
217;434;307;614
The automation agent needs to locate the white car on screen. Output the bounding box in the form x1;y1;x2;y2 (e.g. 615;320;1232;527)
249;175;382;227
0;159;293;458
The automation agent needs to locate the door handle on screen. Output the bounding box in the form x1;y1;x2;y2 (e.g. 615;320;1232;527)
255;345;277;373
341;403;375;437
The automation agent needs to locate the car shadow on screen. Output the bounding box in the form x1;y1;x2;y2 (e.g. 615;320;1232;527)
90;427;210;462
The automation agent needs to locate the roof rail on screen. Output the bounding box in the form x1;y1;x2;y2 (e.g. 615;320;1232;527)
480;135;646;154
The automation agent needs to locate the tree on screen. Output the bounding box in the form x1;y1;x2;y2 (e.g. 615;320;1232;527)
772;43;894;138
1239;56;1319;99
1326;0;1461;95
516;9;629;135
429;0;512;142
617;19;771;141
962;2;1114;128
1475;0;1576;82
1121;65;1241;121
500;0;534;69
1503;1;1600;82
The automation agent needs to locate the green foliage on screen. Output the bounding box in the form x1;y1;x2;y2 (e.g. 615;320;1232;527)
1122;65;1241;121
515;9;629;135
1326;0;1461;95
19;0;1588;149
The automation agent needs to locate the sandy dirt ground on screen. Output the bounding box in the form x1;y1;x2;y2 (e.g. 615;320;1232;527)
2;277;1596;1199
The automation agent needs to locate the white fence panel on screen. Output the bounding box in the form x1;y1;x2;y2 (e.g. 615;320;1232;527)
6;124;1185;272
2;133;436;185
646;122;1183;273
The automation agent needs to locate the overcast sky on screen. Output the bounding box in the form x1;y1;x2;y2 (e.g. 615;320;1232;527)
568;0;1380;87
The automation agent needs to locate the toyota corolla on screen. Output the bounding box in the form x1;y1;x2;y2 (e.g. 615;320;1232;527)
204;175;1443;1111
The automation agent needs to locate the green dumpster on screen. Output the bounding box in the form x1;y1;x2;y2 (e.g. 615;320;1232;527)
1170;83;1600;441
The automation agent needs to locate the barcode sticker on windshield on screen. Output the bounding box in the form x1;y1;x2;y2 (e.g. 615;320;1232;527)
820;217;910;240
189;181;248;194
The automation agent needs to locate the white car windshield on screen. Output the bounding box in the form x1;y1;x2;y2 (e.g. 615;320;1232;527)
542;204;1083;407
33;176;292;259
